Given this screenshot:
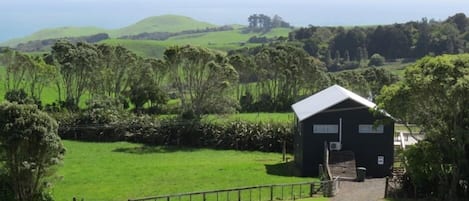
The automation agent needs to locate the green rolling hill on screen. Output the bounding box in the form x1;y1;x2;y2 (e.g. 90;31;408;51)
0;15;217;47
1;26;108;47
1;14;294;58
101;27;293;58
110;15;216;37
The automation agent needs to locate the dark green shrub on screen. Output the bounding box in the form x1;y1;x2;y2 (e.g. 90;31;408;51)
59;118;293;152
4;89;34;104
369;53;385;66
239;92;254;112
77;96;129;125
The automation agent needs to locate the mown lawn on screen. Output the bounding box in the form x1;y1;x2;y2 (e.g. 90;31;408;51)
51;140;317;201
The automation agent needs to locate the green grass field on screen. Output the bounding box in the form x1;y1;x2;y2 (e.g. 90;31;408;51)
51;140;316;201
380;60;415;78
1;26;108;47
101;27;292;58
204;113;295;125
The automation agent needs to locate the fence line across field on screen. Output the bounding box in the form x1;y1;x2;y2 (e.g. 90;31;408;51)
127;180;337;201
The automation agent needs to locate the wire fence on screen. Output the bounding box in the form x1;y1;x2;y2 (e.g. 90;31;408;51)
126;180;338;201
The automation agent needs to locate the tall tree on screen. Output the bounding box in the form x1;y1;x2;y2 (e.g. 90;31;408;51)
446;13;469;33
94;44;138;97
0;49;32;91
254;44;327;111
0;50;56;101
414;18;432;57
126;57;168;111
376;54;469;200
51;41;99;108
25;56;57;101
165;45;238;117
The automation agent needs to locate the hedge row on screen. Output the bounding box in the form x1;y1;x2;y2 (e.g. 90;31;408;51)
59;120;294;153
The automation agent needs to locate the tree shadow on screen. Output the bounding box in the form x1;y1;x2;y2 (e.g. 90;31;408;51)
112;145;197;154
264;161;302;177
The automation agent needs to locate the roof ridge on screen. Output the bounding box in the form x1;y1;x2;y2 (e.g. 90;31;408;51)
291;84;377;121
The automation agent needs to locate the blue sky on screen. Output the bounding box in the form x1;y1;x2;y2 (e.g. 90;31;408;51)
1;0;469;42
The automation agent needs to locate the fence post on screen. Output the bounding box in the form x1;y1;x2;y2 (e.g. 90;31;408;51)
384;177;389;198
270;185;273;201
238;190;241;201
203;193;206;201
309;183;314;197
318;164;324;179
73;197;76;201
291;184;294;200
323;181;333;197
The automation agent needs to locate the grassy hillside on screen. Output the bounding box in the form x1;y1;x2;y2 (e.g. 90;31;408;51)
51;140;315;201
1;15;217;47
111;15;216;37
1;26;107;47
101;39;168;58
101;28;293;58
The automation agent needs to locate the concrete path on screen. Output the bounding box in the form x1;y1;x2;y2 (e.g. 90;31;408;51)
331;178;386;201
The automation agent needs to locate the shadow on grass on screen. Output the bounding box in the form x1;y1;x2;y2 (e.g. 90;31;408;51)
265;161;302;177
112;145;197;154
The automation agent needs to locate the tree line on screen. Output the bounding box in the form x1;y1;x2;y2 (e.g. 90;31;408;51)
0;41;397;118
247;14;292;33
289;13;469;71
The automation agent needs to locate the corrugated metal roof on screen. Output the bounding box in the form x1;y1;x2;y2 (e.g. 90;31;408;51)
291;84;376;122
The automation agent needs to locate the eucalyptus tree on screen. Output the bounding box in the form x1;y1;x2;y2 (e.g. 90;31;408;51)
95;44;138;97
51;41;99;108
253;44;327;111
0;50;57;102
227;54;257;100
0;49;32;91
165;45;238;117
25;56;57;101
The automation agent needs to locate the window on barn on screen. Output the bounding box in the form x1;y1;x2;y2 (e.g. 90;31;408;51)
313;124;338;134
358;124;384;133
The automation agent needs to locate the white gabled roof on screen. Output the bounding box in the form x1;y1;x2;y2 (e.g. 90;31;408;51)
292;85;376;122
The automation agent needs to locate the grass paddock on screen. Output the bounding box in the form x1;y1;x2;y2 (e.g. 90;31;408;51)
51;141;315;201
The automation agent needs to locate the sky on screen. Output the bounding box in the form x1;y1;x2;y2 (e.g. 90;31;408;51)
1;0;469;42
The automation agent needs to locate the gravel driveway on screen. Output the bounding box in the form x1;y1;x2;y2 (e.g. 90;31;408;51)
331;178;386;201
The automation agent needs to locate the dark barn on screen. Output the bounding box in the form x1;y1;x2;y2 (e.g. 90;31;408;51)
291;85;394;178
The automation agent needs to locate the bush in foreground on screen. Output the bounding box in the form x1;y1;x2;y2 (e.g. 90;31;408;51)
0;102;65;201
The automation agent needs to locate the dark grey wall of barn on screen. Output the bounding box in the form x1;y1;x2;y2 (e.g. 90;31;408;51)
294;99;394;177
